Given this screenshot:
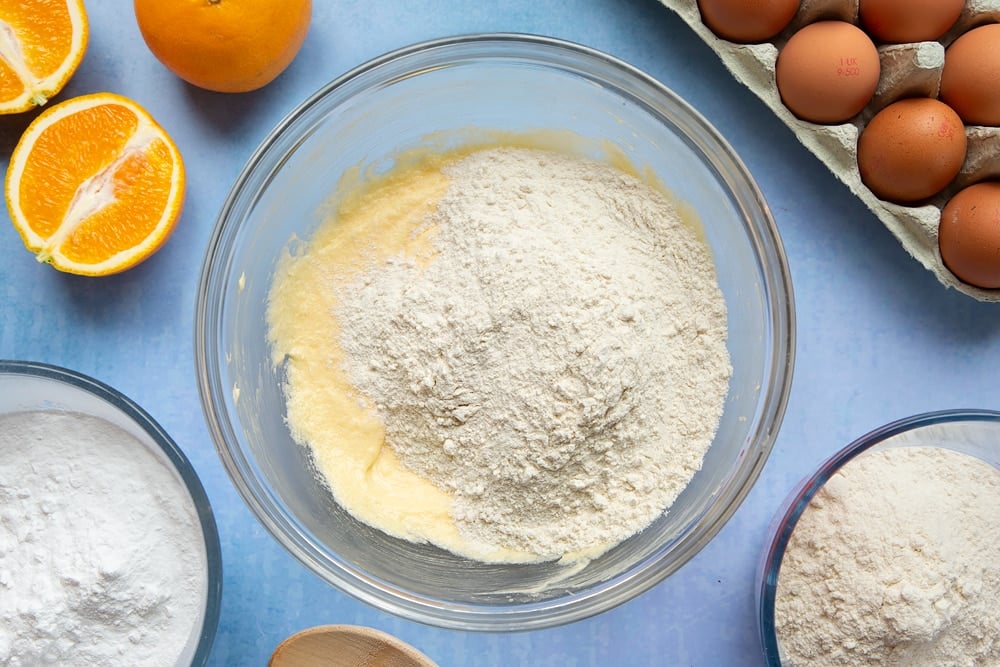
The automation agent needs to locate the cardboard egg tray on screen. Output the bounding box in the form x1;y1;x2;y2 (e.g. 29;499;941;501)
658;0;1000;302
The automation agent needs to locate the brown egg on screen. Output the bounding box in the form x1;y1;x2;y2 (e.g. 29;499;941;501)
776;21;880;124
857;98;967;204
940;24;1000;127
939;182;1000;289
698;0;800;43
859;0;964;43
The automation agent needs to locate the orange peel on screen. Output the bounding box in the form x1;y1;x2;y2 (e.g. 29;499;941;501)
134;0;311;93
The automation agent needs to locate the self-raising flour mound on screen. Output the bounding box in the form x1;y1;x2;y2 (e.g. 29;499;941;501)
268;146;732;563
775;446;1000;666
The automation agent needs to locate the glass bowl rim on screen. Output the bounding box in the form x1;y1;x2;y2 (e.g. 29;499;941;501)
756;408;1000;664
195;31;796;631
0;358;223;665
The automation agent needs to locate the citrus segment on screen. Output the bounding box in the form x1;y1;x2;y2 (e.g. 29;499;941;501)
5;92;185;276
0;0;88;113
133;0;311;93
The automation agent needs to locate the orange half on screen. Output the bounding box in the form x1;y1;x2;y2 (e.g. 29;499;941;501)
5;92;186;276
0;0;89;113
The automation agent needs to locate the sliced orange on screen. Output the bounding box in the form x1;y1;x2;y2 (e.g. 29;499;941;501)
5;92;185;276
0;0;89;114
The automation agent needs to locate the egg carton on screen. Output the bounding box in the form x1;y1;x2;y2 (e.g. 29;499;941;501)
658;0;1000;302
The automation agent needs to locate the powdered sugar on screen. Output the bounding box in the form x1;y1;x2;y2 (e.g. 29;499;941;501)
335;147;731;559
0;410;207;666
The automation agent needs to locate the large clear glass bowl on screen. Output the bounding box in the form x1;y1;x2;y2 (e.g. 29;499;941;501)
195;33;795;631
757;410;1000;664
0;360;222;665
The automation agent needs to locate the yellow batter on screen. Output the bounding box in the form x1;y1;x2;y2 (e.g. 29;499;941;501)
269;147;538;561
267;136;700;563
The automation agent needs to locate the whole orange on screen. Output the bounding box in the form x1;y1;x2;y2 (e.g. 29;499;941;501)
133;0;311;93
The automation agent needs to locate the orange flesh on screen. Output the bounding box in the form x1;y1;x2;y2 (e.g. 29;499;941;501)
15;102;177;265
0;0;76;100
61;141;175;263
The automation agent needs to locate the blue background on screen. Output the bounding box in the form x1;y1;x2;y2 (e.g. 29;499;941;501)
2;1;998;665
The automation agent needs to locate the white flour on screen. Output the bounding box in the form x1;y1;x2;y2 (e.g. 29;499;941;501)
775;446;1000;666
336;147;731;558
0;410;207;666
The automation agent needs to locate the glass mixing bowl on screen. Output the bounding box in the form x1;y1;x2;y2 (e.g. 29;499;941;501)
0;360;222;665
195;33;795;631
757;410;1000;664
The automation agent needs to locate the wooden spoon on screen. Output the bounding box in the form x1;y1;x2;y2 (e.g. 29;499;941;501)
269;625;438;667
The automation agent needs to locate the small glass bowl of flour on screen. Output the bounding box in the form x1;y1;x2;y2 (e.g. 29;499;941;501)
757;410;1000;667
0;360;222;666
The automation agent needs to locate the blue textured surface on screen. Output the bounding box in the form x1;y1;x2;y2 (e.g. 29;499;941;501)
2;2;998;665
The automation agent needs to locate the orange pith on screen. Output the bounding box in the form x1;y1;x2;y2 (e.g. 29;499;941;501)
6;92;185;276
133;0;311;93
0;0;88;113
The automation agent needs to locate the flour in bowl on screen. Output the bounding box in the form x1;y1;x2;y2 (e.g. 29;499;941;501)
775;446;1000;666
269;145;732;561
